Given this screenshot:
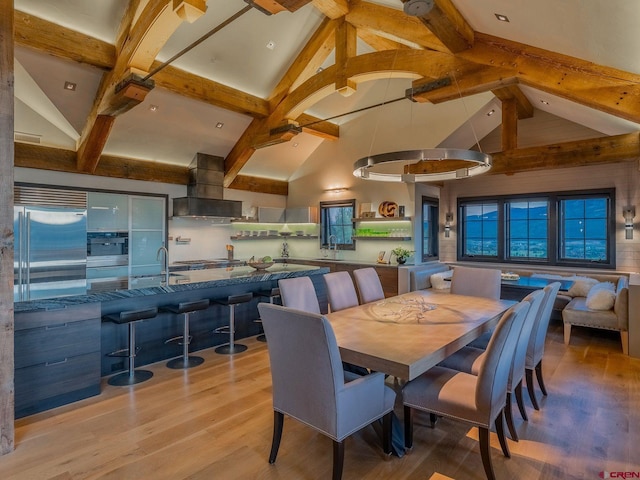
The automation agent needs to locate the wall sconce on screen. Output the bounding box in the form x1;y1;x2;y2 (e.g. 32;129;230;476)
623;207;635;239
324;187;349;194
444;213;453;238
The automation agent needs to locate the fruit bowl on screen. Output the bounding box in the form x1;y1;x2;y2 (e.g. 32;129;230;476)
247;260;275;270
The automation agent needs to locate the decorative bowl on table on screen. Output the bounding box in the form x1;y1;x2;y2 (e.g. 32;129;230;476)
247;260;275;270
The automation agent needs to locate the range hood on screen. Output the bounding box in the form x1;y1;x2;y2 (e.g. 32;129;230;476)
172;153;242;218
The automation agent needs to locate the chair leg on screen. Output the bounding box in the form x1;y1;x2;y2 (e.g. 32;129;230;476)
495;412;511;458
504;392;519;442
332;440;345;480
429;413;438;428
403;406;413;450
621;331;629;355
382;412;393;455
479;427;496;480
525;368;540;410
535;360;547;396
269;411;284;464
514;380;528;421
563;323;571;345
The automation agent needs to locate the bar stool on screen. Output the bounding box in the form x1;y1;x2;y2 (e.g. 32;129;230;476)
103;307;158;386
255;287;281;342
213;292;252;354
160;299;210;369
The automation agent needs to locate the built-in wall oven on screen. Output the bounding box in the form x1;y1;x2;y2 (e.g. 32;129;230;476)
86;232;129;293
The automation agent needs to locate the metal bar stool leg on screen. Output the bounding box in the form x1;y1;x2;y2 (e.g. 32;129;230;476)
167;311;205;369
109;320;153;386
215;304;248;354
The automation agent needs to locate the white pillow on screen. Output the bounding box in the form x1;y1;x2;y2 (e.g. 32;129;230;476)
430;270;453;290
567;277;598;297
585;282;616;310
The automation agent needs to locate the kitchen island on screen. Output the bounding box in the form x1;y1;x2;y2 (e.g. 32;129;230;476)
14;263;329;418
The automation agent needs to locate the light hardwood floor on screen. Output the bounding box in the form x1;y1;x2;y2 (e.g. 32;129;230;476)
1;320;639;480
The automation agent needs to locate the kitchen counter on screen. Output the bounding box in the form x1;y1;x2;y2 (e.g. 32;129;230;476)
15;263;327;313
284;257;409;268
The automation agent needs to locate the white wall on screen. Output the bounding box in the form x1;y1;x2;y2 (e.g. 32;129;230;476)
439;160;640;273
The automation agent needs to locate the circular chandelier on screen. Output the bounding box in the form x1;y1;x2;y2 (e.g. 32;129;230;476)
353;148;492;183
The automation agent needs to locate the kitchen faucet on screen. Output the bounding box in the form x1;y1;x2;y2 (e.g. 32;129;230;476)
156;244;169;285
328;234;338;259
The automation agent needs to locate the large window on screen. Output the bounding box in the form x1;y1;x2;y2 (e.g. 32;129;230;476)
320;199;355;250
458;189;615;268
421;196;439;261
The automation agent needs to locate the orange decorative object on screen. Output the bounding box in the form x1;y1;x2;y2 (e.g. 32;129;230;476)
378;201;398;217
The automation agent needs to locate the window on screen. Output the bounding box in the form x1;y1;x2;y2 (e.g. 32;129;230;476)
421;196;439;261
320;199;355;250
458;189;615;268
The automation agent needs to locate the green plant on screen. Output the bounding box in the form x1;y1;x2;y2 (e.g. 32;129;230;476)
391;246;414;260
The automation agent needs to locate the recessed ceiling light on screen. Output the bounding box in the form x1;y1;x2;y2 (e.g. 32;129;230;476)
316;67;324;74
64;81;76;91
494;13;510;22
266;40;276;50
215;122;224;129
292;142;299;147
540;99;549;105
149;104;159;112
486;109;495;116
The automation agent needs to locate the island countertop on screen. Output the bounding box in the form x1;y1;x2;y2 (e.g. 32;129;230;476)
15;263;328;313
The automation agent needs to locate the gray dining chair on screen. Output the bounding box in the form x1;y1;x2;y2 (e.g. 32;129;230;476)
438;288;546;441
278;276;321;314
324;271;359;312
353;267;385;304
525;281;561;410
403;300;530;480
258;303;395;480
450;265;502;300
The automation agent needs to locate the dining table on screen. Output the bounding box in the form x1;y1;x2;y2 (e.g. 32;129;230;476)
325;290;516;381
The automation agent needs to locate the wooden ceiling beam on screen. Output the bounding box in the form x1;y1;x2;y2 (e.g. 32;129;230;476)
357;28;413;51
228;175;288;196
297;113;339;140
335;18;357;96
346;1;448;53
488;132;640;175
400;0;473;53
14;10;116;69
500;97;518;151
491;84;534;119
77;0;208;173
312;0;349;19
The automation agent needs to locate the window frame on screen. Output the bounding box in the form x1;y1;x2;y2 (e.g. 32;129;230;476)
319;199;356;251
457;188;615;269
421;196;439;262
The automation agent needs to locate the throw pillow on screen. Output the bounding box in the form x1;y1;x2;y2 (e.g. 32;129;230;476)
567;277;598;297
430;270;453;290
585;282;616;310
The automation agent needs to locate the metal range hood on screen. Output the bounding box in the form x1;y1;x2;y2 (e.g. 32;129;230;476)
172;153;242;218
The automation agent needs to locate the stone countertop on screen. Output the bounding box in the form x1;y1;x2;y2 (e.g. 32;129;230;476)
15;263;328;313
284;257;410;268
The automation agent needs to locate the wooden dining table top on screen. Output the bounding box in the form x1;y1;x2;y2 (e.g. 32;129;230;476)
324;290;515;381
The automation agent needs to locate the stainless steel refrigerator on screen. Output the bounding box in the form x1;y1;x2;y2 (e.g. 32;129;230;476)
14;206;87;302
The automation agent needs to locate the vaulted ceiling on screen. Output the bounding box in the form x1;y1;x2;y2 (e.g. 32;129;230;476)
11;0;640;195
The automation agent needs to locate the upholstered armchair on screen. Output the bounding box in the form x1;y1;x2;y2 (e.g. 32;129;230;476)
258;303;395;480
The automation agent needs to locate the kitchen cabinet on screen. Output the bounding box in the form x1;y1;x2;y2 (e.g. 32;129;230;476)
285;260;398;297
14;303;101;418
130;196;166;278
87;192;129;232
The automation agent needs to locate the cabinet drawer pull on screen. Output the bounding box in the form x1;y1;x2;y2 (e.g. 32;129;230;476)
45;305;68;311
45;323;69;330
45;358;68;366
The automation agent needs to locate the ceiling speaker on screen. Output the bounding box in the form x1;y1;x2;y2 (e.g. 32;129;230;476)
403;0;435;16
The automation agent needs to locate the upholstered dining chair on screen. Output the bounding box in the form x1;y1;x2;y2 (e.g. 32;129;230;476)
353;267;385;304
278;276;321;314
450;266;502;300
258;303;395;480
324;271;359;312
403;300;530;480
438;289;546;441
525;281;561;410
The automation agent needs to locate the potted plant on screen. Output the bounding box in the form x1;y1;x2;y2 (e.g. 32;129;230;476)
391;246;414;264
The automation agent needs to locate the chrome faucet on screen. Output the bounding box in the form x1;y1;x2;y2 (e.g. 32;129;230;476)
156;244;169;285
328;234;338;259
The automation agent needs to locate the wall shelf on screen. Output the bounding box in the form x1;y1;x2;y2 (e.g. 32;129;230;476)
352;217;411;222
353;236;412;240
231;235;318;241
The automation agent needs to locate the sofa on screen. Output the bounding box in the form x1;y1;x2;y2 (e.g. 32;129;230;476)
502;269;629;354
397;262;451;294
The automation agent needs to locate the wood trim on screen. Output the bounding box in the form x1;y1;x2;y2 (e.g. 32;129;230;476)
488;132;640;175
0;0;15;455
14;10;115;70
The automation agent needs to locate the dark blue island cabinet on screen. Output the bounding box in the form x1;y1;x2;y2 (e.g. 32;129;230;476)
14;303;102;418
